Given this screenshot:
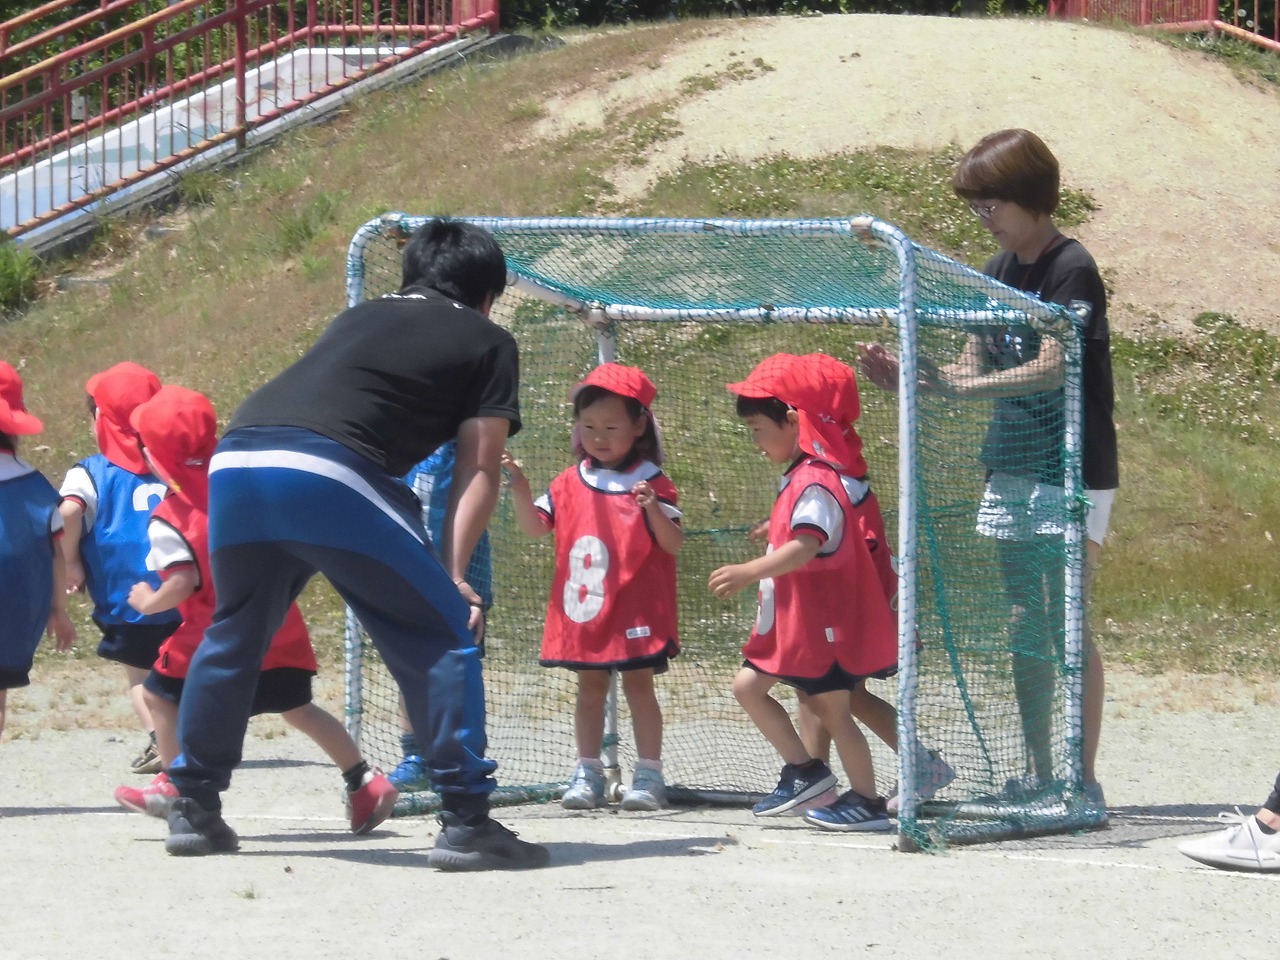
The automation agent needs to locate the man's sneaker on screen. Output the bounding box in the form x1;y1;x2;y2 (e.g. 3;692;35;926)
1178;810;1280;873
752;761;838;817
803;790;894;833
620;766;668;811
427;811;550;871
349;769;399;835
887;751;957;814
114;771;178;819
165;797;240;856
131;739;162;776
387;754;432;793
561;763;606;810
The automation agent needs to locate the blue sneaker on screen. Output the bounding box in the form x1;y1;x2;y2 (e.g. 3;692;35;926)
752;761;837;817
388;755;432;793
803;790;893;833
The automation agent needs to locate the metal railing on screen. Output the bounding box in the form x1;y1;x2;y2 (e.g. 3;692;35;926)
1;0;498;240
1049;0;1280;51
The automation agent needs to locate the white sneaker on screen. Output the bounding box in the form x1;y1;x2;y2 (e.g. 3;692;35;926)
1178;810;1280;872
620;766;668;811
887;751;957;815
561;763;606;810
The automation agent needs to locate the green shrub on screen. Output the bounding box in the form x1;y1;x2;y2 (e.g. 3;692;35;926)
0;240;40;316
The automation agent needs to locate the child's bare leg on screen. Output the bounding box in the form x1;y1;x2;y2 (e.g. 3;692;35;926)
797;698;830;761
574;669;611;760
804;689;877;799
123;663;154;732
800;681;897;764
621;668;662;761
849;681;898;751
733;666;808;764
0;688;7;739
282;702;362;772
145;689;180;769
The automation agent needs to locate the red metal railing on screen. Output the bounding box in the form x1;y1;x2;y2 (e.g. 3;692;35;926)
1;0;498;240
1050;0;1280;51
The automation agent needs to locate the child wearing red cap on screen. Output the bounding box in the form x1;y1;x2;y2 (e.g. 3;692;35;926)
58;362;180;774
112;385;397;841
709;352;898;831
503;362;683;811
0;362;76;737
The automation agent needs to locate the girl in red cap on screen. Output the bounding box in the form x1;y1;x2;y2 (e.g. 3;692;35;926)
503;362;683;811
710;353;898;831
58;361;180;775
113;385;397;841
0;362;76;737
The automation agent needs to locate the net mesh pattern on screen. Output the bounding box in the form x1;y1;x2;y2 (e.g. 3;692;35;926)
344;215;1098;845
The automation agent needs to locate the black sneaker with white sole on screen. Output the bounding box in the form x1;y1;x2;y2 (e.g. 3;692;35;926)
165;797;240;856
751;761;838;817
428;812;550;871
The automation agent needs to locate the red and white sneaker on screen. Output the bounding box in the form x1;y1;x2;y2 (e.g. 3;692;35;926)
349;769;398;835
114;771;178;819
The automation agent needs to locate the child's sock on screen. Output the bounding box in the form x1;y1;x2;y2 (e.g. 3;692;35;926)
1256;817;1277;836
634;758;663;774
342;760;371;792
400;732;420;758
576;757;604;772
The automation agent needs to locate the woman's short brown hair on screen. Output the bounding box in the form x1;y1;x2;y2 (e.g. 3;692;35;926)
952;128;1060;216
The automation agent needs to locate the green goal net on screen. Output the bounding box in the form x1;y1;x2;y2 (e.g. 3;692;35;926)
343;213;1104;849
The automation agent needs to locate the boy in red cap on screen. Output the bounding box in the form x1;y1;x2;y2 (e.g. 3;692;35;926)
503;362;683;811
59;362;180;774
114;385;397;844
0;362;76;737
709;352;897;831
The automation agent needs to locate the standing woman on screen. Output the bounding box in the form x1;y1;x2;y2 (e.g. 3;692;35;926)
860;128;1117;810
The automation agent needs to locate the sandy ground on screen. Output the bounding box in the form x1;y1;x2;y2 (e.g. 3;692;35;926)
6;16;1280;959
542;15;1280;335
3;663;1279;959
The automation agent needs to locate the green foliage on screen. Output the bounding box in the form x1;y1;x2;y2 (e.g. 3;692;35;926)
0;239;40;316
174;169;222;207
1157;31;1280;87
272;191;344;256
1114;313;1280;445
638;146;1096;269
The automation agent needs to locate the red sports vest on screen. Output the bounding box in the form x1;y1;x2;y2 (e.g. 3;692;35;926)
743;458;896;679
539;461;679;668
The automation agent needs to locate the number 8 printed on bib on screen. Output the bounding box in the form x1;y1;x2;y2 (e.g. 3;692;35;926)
563;534;609;623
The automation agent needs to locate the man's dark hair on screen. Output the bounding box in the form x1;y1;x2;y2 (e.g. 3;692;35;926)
735;394;791;425
400;218;507;310
0;430;15;452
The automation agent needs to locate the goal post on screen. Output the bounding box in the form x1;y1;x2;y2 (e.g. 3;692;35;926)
342;212;1102;848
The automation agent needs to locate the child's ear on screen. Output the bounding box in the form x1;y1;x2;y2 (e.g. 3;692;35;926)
785;408;801;428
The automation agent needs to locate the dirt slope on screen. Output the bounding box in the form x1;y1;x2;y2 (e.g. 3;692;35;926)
541;15;1280;333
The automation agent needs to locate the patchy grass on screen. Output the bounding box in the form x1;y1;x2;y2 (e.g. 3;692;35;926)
4;19;1277;678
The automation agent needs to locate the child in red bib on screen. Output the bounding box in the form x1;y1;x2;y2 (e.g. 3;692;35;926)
710;353;897;831
113;385;397;837
504;363;683;811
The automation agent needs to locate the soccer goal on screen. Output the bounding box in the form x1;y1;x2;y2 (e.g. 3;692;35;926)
342;213;1104;849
